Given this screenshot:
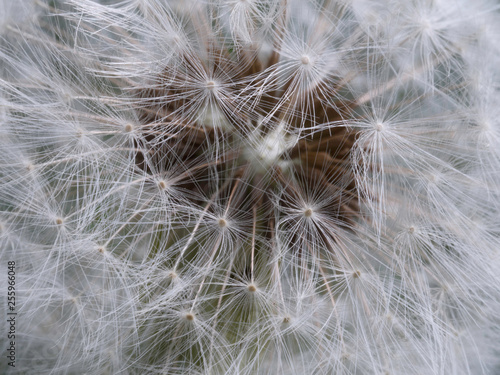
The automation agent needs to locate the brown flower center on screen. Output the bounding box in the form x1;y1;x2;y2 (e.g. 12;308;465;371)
134;36;360;235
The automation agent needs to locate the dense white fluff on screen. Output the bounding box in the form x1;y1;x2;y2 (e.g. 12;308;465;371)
1;0;500;374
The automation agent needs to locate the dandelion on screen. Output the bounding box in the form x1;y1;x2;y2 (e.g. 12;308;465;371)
1;0;500;374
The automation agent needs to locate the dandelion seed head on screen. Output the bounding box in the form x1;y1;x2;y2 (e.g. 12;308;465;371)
3;0;500;373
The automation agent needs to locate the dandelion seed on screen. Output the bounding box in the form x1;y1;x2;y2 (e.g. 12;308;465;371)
374;122;384;132
218;218;228;228
300;55;311;65
205;80;218;91
303;208;313;218
247;283;257;292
